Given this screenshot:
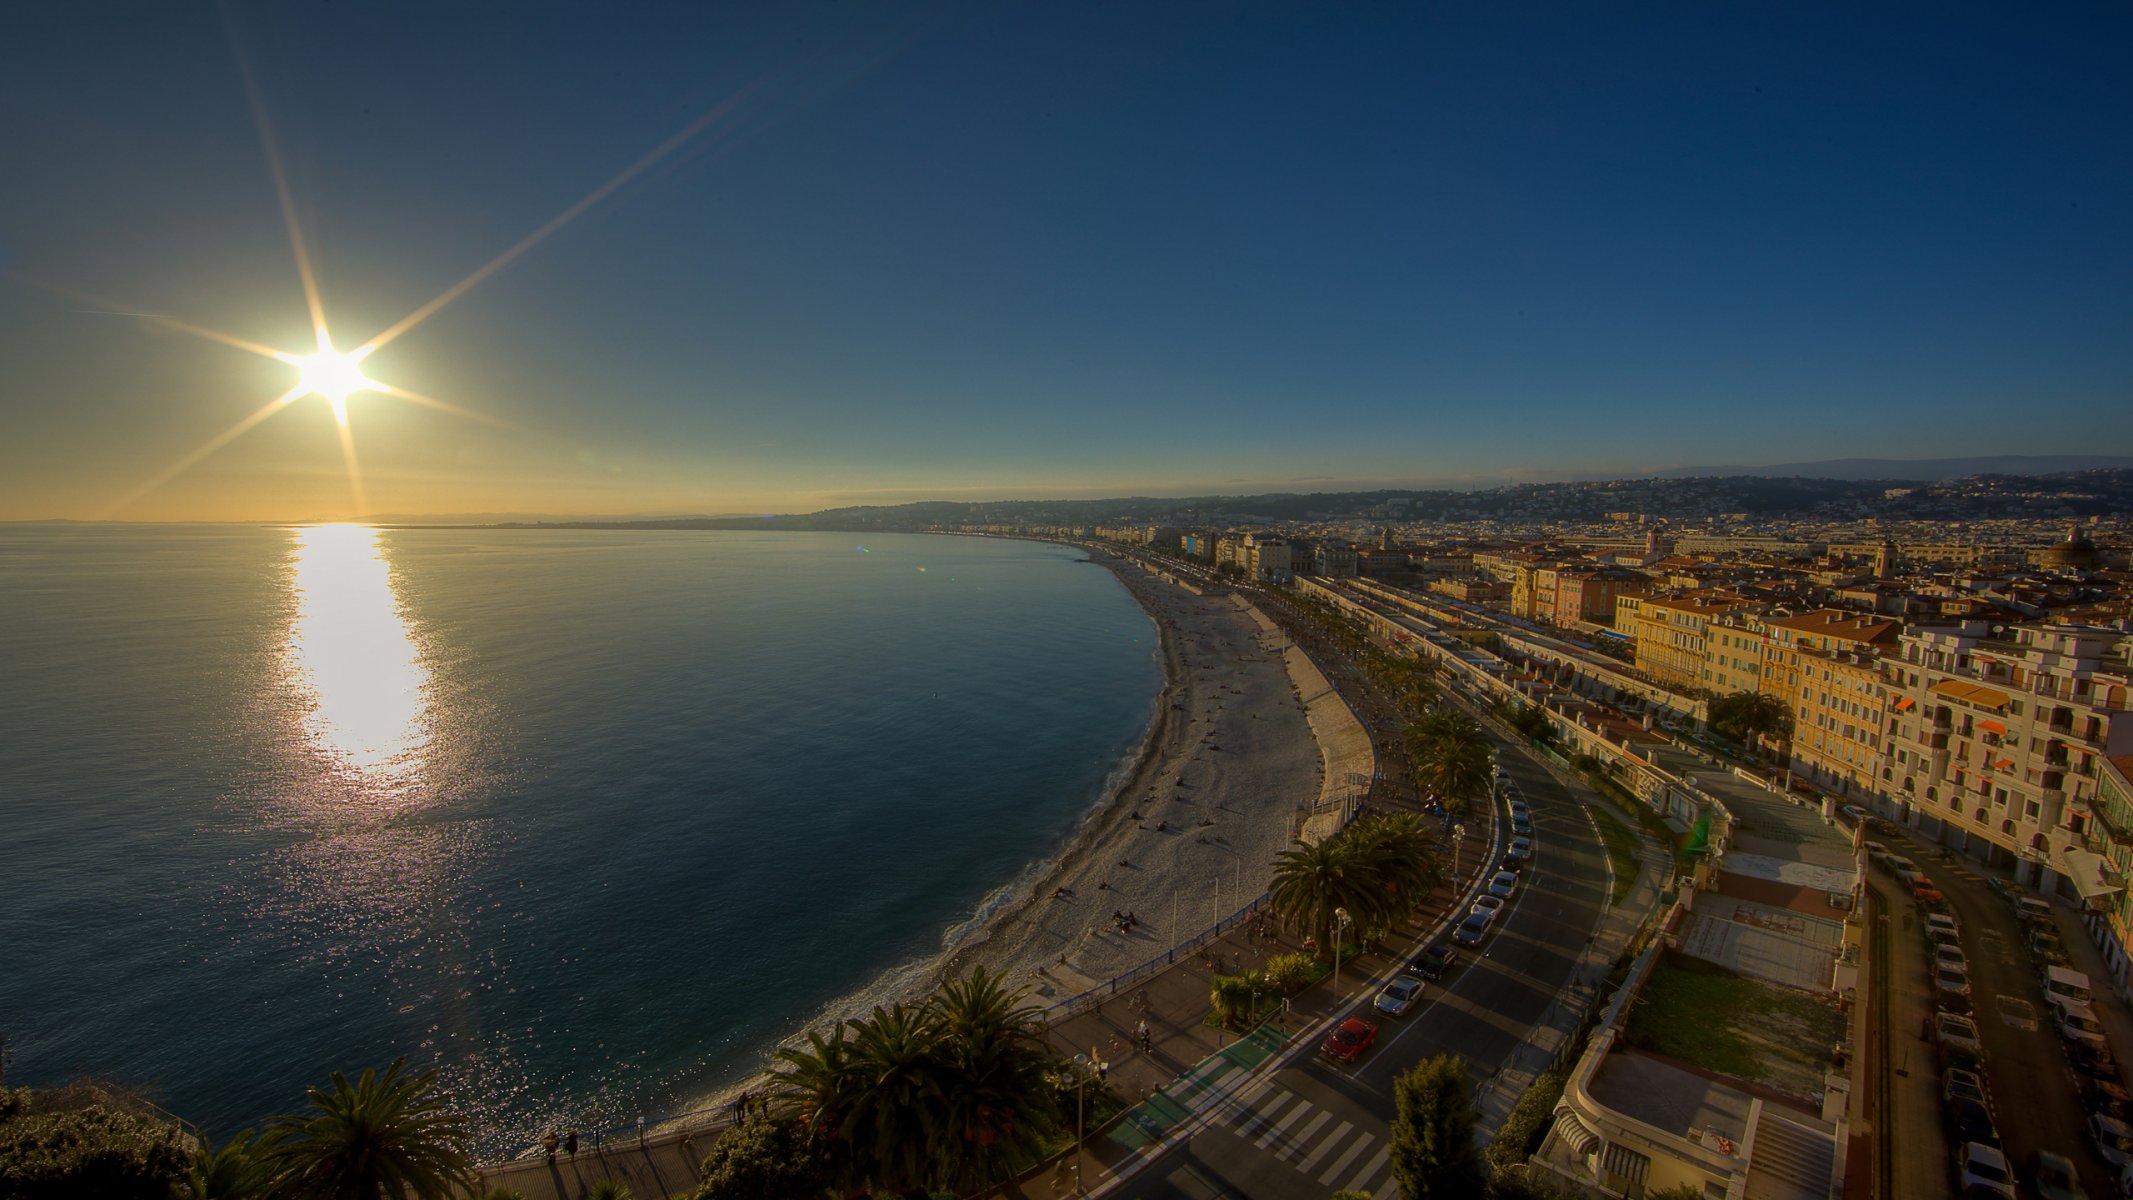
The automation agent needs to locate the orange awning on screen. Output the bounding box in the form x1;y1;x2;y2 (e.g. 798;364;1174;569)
1893;696;1916;712
1979;719;2008;737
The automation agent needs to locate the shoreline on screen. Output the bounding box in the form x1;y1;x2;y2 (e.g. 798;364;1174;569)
613;541;1333;1150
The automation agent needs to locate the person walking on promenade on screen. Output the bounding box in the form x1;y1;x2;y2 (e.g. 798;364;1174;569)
541;1131;559;1162
564;1130;578;1160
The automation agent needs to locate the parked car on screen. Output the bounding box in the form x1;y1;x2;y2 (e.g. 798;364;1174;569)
1943;1067;1989;1108
1471;895;1506;921
1838;804;1868;827
1952;1142;2016;1198
1936;1013;1983;1056
1935;943;1968;971
1926;912;1961;939
1487;870;1519;900
1913;877;1946;904
2089;1113;2133;1170
2017;897;2054;925
1453;911;1491;948
1936;963;1973;998
1945;1096;1999;1149
1409;943;1457;979
1505;836;1532;865
1929;928;1964;955
1320;1017;1379;1064
1512;814;1533;835
1374;976;1425;1018
1987;876;2018;901
1864;840;1892;865
2057;1002;2109;1051
2030;1150;2088;1200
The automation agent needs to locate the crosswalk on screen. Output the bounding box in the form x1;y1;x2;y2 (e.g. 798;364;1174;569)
1209;1085;1396;1197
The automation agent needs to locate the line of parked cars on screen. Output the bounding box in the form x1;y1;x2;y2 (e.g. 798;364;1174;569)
1890;833;2127;1197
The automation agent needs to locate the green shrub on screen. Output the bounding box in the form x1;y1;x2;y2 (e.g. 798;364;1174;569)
1486;1069;1567;1170
0;1094;195;1200
691;1118;824;1200
1261;952;1322;993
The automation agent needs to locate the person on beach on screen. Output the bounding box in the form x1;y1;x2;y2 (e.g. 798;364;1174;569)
541;1131;559;1162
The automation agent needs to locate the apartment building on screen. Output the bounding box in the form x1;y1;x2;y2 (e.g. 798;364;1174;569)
1882;622;2133;881
2078;756;2133;993
1705;613;1769;696
1616;592;1760;692
1760;612;1903;798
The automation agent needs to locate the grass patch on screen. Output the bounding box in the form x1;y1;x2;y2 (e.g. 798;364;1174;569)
1582;770;1699;879
1624;952;1846;1091
1585;805;1639;906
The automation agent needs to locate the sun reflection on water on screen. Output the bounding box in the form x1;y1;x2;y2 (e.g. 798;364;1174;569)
283;524;428;788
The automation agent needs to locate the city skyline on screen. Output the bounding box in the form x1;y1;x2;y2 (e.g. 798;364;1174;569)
4;3;2130;521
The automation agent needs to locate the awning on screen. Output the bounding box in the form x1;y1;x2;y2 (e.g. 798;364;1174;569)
1995;758;2016;770
1979;719;2008;737
2062;848;2124;901
1893;696;1916;712
1930;678;2014;711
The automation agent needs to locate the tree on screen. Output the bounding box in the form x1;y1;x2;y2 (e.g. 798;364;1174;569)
690;1114;825;1200
1388;1055;1485;1200
263;1059;475;1200
927;968;1060;1192
1410;722;1492;817
1707;691;1792;750
1345;813;1443;927
183;1130;278;1200
1269;836;1376;951
0;1085;194;1200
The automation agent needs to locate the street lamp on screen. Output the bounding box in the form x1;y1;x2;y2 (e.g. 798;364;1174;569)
1452;822;1467;880
1333;907;1353;992
1071;1048;1109;1196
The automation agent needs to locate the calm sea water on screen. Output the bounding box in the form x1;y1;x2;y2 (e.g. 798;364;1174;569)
0;526;1158;1149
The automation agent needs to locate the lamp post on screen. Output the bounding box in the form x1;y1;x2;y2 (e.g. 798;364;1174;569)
1452;822;1467;881
1072;1048;1108;1196
1333;907;1352;992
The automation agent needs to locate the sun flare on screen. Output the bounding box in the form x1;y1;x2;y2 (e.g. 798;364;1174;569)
284;338;377;426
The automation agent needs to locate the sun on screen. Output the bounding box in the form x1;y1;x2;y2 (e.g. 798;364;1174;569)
284;337;377;427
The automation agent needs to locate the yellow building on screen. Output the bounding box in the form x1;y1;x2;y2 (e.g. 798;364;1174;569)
1757;612;1902;796
1616;592;1758;692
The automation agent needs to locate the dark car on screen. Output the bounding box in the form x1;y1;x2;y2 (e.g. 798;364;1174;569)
1453;911;1491;947
1944;1096;1999;1149
1320;1017;1378;1064
1409;943;1458;979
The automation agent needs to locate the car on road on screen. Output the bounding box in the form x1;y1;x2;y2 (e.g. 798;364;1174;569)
1864;840;1892;865
1487;870;1519;899
2090;1113;2133;1170
1838;804;1868;827
1321;1016;1378;1064
2031;1150;2087;1200
1408;943;1457;979
1935;943;1968;971
1505;836;1532;865
1512;814;1533;835
1453;911;1492;947
1471;895;1506;921
1374;975;1425;1018
1952;1142;2016;1198
2017;897;2054;925
1929;927;1964;955
1912;877;1946;904
1926;912;1961;939
1936;963;1972;998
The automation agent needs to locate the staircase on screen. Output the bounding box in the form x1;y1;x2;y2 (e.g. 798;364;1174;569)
1743;1109;1837;1200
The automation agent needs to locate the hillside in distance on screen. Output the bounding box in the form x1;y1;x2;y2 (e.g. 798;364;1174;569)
1651;454;2133;481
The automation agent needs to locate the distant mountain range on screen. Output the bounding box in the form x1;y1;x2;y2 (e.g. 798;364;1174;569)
1650;454;2133;481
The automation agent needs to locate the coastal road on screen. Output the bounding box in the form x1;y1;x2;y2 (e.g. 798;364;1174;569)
1101;733;1612;1199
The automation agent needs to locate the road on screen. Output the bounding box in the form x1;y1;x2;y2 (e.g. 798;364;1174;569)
1102;728;1612;1199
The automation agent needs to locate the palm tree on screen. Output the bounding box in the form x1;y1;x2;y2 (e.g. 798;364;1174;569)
182;1130;276;1200
834;1003;945;1193
263;1058;474;1200
1346;813;1442;924
928;969;1060;1191
1270;835;1378;950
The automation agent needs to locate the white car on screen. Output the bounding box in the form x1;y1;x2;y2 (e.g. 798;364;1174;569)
1374;975;1425;1017
2091;1113;2133;1169
1934;943;1967;971
1953;1142;2015;1198
1925;912;1960;938
1935;963;1972;998
2059;1002;2110;1051
1471;895;1506;921
1487;870;1518;900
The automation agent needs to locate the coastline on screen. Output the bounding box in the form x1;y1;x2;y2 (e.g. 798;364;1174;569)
642;541;1334;1142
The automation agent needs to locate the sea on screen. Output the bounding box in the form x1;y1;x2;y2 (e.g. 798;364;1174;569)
0;525;1160;1151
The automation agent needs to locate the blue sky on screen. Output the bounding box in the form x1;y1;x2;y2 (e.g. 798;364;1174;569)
2;3;2128;519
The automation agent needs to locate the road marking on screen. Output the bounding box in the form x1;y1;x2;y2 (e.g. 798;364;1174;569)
1271;1108;1333;1157
1317;1128;1373;1183
1292;1116;1349;1170
1344;1143;1392;1193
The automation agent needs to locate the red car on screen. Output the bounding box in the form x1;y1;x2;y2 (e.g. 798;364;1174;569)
1321;1017;1379;1064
